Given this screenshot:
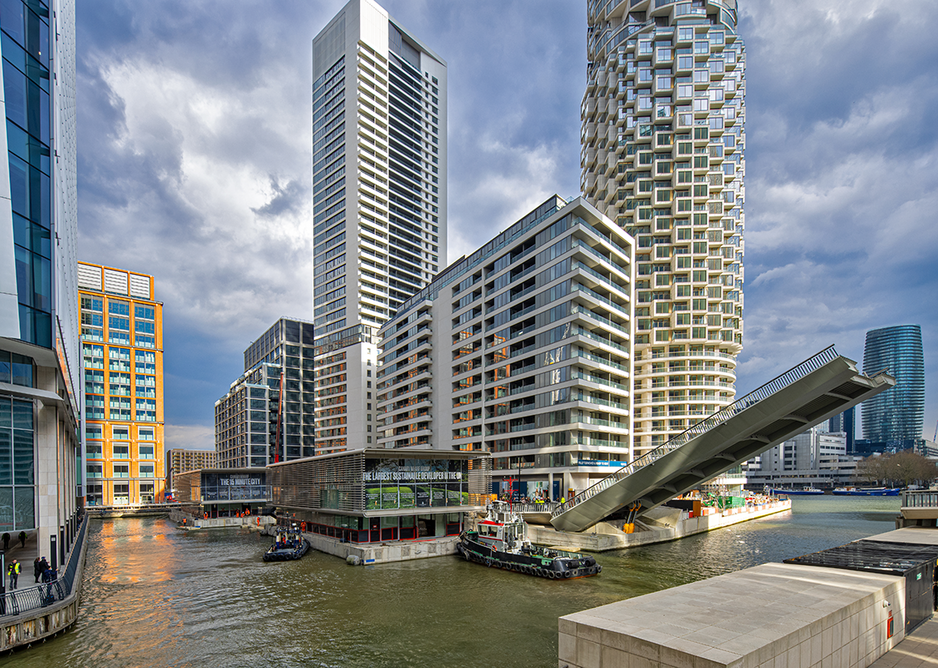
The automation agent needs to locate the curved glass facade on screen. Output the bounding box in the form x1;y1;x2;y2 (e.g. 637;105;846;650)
862;325;925;443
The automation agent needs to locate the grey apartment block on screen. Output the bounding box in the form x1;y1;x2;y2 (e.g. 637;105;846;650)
216;318;317;467
377;197;634;500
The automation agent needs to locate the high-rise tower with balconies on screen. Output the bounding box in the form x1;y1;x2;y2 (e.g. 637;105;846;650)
581;0;745;457
310;0;446;454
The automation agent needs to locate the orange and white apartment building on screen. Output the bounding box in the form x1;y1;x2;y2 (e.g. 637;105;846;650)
78;262;165;505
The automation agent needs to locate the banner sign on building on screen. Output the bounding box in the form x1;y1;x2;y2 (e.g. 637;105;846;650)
363;458;468;510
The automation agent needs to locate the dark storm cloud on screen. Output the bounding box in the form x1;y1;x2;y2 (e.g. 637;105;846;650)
737;0;938;441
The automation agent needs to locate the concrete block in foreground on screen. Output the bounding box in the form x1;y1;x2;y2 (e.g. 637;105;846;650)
560;562;904;667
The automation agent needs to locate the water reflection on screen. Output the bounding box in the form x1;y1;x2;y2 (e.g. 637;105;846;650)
3;496;900;668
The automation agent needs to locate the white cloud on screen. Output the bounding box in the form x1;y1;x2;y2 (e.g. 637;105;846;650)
164;424;215;452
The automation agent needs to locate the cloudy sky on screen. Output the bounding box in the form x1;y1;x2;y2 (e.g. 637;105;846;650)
76;0;938;451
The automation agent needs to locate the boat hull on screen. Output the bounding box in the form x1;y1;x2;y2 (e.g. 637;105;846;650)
456;534;601;579
831;488;900;496
770;489;825;495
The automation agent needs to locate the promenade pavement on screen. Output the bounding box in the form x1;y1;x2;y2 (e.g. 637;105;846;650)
871;618;938;667
0;532;42;592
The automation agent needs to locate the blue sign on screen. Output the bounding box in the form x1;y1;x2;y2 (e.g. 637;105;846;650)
576;460;628;467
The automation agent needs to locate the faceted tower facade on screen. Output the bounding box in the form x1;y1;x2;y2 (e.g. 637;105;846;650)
311;0;446;453
861;325;925;447
581;0;745;457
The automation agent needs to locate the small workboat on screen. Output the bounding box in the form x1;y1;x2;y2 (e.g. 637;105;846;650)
832;487;901;496
263;526;311;562
457;502;601;579
768;487;825;496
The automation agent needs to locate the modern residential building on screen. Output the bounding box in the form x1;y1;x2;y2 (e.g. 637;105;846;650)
861;325;925;449
580;0;745;458
310;0;447;452
377;196;634;500
215;318;316;467
165;448;217;497
78;263;165;505
0;0;81;558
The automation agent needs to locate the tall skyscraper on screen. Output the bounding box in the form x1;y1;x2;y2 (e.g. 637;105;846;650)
581;0;745;458
311;0;446;453
0;0;80;558
78;262;166;505
862;325;925;447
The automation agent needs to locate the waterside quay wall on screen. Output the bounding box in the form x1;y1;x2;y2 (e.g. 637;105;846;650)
0;517;91;653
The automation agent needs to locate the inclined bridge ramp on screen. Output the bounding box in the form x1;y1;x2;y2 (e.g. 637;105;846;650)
550;346;895;533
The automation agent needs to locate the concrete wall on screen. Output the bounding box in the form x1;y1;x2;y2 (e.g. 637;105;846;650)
560;562;905;668
303;532;459;564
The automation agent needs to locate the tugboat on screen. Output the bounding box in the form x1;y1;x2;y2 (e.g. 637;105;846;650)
263;524;311;562
456;502;601;579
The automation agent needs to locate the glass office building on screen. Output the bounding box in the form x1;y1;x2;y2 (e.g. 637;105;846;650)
0;0;81;557
580;0;745;459
862;325;925;446
268;449;489;544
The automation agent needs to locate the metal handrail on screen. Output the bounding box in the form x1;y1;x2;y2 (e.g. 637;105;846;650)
902;490;938;509
0;514;89;616
552;346;840;519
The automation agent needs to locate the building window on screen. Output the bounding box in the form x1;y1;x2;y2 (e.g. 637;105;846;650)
113;484;130;504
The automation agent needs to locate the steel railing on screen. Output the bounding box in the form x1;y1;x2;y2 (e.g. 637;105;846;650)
902;491;938;509
0;514;89;617
552;346;840;519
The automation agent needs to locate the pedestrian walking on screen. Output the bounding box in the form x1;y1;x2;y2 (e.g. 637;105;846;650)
8;559;19;589
34;557;43;583
1;533;8;551
18;531;26;548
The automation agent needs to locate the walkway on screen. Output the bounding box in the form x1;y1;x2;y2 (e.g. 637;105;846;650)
871;618;938;667
550;347;895;532
1;532;42;592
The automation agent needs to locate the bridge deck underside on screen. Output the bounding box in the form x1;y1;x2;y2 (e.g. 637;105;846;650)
550;357;893;533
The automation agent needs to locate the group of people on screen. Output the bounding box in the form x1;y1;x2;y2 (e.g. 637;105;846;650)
4;556;55;591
